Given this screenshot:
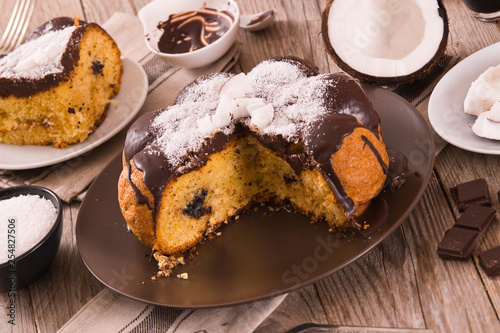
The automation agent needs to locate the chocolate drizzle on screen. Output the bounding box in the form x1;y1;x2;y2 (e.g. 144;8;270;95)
157;8;234;54
26;17;86;41
306;114;367;216
124;110;162;208
362;135;389;175
322;73;381;136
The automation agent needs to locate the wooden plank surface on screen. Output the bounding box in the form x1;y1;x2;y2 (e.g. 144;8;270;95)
1;0;500;332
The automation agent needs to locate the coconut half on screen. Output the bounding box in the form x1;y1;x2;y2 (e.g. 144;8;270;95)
322;0;449;85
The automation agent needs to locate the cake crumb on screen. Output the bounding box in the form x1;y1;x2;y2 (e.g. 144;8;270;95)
154;252;185;278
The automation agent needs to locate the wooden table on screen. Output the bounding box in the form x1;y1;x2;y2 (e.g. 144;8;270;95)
1;0;500;332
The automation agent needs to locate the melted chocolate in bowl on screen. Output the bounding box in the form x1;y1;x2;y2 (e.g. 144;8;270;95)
157;8;234;54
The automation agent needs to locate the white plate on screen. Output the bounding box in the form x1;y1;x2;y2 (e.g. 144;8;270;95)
429;42;500;154
0;57;148;170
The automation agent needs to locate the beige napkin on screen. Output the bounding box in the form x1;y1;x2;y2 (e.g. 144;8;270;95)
58;288;286;333
0;12;240;202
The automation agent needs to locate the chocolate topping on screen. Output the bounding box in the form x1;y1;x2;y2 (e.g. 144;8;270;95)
0;17;100;99
26;17;87;42
157;8;234;54
322;73;381;136
124;57;400;220
306;113;366;216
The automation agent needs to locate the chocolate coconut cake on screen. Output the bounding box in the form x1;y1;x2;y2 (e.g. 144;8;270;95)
0;17;122;148
118;57;397;276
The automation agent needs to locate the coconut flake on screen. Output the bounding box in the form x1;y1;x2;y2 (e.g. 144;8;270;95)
0;25;76;80
249;103;274;129
151;60;331;166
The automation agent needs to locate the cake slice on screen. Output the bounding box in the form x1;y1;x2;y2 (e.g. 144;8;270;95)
0;17;122;148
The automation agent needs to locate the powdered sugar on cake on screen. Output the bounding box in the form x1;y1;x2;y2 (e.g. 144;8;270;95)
0;25;76;80
152;60;332;166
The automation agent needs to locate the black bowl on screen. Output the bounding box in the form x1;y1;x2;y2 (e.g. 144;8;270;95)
0;185;63;292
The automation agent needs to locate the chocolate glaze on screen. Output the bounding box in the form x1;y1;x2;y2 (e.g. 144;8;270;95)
157;8;234;54
322;73;381;136
362;135;388;175
306;113;368;216
386;148;408;189
124;110;162;208
0;17;101;99
26;17;86;42
124;57;404;222
270;56;320;77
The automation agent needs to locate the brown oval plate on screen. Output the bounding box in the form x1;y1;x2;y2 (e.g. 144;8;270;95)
76;85;434;308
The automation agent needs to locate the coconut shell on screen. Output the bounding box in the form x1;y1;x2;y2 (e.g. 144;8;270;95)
321;0;449;86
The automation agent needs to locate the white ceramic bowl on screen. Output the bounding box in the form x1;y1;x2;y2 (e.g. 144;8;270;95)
138;0;240;69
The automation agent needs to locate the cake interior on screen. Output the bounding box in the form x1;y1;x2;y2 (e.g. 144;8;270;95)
123;128;387;257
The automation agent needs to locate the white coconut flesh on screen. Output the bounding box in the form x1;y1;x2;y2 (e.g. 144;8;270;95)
326;0;445;78
471;106;500;140
465;65;500;140
464;64;500;116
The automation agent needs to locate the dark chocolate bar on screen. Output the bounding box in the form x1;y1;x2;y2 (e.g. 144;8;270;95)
478;246;500;277
451;178;490;211
437;227;481;260
454;205;496;232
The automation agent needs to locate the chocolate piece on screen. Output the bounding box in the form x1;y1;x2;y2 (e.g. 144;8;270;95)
478;246;500;277
437;227;481;260
450;178;490;211
454;205;496;232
